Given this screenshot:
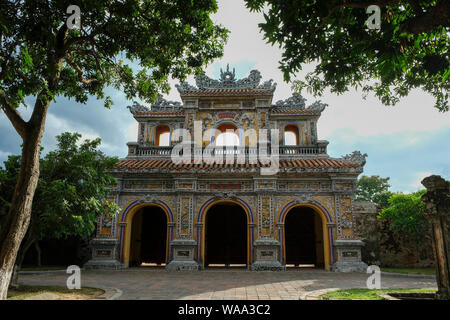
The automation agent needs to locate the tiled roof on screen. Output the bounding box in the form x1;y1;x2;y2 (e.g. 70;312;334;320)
132;108;319;116
132;111;185;117
180;88;274;97
270;108;321;115
114;158;360;172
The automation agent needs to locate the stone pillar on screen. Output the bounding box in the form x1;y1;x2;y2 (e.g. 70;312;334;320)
84;211;123;269
331;240;368;272
251;239;285;271
166;239;200;271
127;142;138;157
84;238;123;269
421;175;450;300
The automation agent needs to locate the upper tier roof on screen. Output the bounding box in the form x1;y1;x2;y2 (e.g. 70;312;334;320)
127;66;327;116
176;64;277;95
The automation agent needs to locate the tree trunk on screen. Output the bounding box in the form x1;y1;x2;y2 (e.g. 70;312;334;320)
0;21;66;299
0;96;50;300
9;238;35;289
35;241;41;267
9;221;37;289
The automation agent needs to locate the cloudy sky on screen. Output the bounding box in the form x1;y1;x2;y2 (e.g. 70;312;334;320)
0;0;449;193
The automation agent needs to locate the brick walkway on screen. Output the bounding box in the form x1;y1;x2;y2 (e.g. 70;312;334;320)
18;268;437;300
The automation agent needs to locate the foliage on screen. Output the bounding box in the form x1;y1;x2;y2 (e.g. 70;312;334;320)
0;132;119;240
0;155;21;219
0;0;228;109
356;175;392;208
378;190;427;235
245;0;449;111
318;288;436;300
0;1;227;297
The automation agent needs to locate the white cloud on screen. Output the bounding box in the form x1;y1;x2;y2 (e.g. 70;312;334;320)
166;0;449;141
127;122;138;141
42;112;102;152
0;150;12;159
1;0;448;194
318;90;450;140
411;171;434;191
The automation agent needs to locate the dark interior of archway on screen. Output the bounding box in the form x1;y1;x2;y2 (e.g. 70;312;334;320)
285;207;324;268
130;206;167;267
205;204;247;267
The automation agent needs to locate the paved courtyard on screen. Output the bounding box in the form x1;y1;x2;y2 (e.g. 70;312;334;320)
18;268;437;300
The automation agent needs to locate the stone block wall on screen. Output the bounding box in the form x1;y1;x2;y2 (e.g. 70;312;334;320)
353;201;435;268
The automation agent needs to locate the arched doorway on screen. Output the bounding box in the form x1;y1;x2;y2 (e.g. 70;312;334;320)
129;206;168;267
284;206;325;268
284;124;300;146
154;124;171;146
205;203;247;267
214;123;240;146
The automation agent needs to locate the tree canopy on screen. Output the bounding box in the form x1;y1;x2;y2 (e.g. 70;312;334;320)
245;0;449;111
0;0;228;114
0;0;228;298
356;175;392;208
0;132;119;241
378;190;427;235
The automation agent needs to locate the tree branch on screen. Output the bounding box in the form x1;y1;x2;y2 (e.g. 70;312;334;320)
407;0;424;15
69;43;105;80
28;23;69;129
0;91;27;139
314;0;449;35
400;0;450;34
65;55;99;86
0;61;8;82
314;0;412;33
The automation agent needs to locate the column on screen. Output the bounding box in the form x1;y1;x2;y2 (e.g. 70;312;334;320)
421;175;450;300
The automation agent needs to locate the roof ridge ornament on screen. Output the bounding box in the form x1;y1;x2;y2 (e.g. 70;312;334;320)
175;66;277;92
151;95;183;110
220;63;236;82
272;92;327;112
127;101;151;114
127;97;183;115
274;93;306;109
307;100;327;112
341;151;368;167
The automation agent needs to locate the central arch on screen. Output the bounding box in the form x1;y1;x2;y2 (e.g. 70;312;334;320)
205;203;247;267
198;199;253;268
284;206;323;267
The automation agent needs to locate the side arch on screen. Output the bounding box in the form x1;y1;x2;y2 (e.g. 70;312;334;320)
119;199;174;266
278;200;334;270
152;122;173;146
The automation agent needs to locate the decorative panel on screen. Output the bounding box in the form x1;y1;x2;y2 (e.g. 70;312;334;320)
258;196;273;237
178;196;193;238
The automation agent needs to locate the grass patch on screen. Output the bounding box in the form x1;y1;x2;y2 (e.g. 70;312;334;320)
319;288;436;300
7;285;104;300
21;265;66;271
381;267;435;275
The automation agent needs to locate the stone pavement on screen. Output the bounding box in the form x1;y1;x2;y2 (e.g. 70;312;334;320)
18;268;437;300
